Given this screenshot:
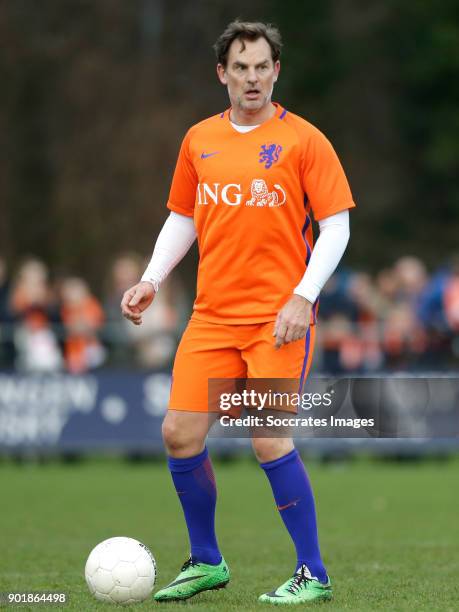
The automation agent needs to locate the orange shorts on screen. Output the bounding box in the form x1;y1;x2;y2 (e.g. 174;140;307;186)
169;315;316;413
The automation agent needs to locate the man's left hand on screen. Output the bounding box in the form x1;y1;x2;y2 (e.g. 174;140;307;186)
273;294;313;349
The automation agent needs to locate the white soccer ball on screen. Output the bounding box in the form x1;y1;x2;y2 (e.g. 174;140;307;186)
85;536;156;605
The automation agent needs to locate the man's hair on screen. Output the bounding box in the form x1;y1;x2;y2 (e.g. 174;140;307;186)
214;20;282;67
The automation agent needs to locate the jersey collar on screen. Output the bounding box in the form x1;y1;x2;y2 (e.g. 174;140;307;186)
220;102;286;124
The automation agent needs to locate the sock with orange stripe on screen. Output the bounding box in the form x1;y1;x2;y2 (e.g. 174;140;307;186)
168;447;222;565
260;448;327;582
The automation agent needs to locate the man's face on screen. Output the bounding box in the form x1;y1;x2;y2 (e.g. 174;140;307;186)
217;37;280;114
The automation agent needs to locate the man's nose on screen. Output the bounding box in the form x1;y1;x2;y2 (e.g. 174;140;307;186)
246;68;258;83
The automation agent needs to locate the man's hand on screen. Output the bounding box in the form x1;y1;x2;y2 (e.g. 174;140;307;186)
120;281;155;326
273;294;313;348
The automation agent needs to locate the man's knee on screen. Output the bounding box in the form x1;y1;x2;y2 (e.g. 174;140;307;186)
252;436;294;463
161;412;207;458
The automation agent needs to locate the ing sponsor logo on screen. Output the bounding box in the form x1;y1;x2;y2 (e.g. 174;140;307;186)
196;179;286;207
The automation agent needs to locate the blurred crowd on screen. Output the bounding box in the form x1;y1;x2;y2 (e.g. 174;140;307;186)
0;255;188;373
317;255;459;373
0;254;458;374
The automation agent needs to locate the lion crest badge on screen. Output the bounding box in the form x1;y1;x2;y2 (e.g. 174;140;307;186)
246;179;286;207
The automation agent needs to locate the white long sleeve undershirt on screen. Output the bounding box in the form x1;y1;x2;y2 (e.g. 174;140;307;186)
141;209;350;302
294;209;350;304
141;211;197;292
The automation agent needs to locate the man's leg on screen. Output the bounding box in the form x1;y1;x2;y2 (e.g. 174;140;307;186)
253;437;327;579
154;410;229;601
252;436;332;603
154;317;247;601
244;321;326;579
241;321;331;601
162;410;221;564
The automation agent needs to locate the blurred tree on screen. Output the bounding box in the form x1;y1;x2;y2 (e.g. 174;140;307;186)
382;0;459;261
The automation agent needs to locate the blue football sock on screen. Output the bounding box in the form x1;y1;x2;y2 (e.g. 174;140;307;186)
260;448;327;582
168;447;222;565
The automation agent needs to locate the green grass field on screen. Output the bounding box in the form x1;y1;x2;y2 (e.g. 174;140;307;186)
0;455;458;611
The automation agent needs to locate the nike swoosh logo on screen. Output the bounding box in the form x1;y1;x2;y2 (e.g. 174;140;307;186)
167;574;207;587
277;498;300;511
201;151;219;159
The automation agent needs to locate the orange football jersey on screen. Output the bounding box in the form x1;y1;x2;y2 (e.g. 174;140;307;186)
167;103;355;324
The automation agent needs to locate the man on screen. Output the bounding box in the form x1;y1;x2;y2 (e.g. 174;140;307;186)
121;20;355;605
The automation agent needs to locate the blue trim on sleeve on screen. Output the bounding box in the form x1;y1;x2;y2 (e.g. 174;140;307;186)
298;328;311;393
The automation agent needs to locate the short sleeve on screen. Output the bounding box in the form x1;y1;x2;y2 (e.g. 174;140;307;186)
167;130;198;217
302;128;356;221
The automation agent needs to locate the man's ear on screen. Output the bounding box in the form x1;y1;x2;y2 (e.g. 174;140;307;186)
216;63;227;85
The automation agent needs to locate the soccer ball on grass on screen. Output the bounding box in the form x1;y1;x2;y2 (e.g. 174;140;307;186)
85;536;156;604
